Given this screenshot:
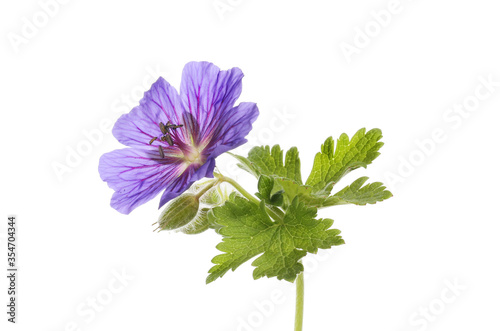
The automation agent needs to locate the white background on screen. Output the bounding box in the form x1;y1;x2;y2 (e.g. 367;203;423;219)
1;0;499;330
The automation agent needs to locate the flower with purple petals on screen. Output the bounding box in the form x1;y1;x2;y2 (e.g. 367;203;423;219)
99;62;259;214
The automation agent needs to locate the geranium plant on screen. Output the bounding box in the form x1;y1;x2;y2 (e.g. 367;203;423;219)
99;61;392;330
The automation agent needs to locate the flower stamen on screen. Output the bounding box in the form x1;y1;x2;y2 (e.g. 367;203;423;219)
166;121;183;130
161;133;174;146
159;122;167;134
150;121;184;147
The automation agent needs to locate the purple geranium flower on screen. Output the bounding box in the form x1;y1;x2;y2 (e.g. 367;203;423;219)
99;61;259;214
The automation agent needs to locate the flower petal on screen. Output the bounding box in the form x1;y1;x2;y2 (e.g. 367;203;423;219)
158;157;216;208
112;77;184;148
180;61;244;144
98;148;186;214
204;102;259;158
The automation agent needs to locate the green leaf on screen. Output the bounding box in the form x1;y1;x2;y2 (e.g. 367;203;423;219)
229;129;390;210
256;175;274;200
305;128;384;193
256;175;284;206
269;176;316;207
331;177;393;206
207;196;344;284
228;152;260;178
268;176;392;208
233;145;302;184
269;191;284;206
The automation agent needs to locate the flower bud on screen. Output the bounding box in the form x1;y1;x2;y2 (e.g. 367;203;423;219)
157;194;199;231
180;208;210;234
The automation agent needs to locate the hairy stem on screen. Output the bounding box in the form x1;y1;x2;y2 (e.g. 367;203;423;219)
194;179;219;199
295;271;304;331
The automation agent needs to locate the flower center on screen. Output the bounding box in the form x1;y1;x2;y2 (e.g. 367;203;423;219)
183;146;204;165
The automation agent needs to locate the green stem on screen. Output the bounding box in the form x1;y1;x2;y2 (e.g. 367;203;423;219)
269;205;285;219
218;175;259;204
215;174;284;222
295;271;304;331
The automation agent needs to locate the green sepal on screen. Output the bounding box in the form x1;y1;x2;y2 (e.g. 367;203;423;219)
157;194;199;231
180;208;210;235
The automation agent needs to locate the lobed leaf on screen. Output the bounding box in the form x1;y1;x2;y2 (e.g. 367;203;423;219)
232;145;302;184
305;128;384;193
331;177;393;206
207;197;344;283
